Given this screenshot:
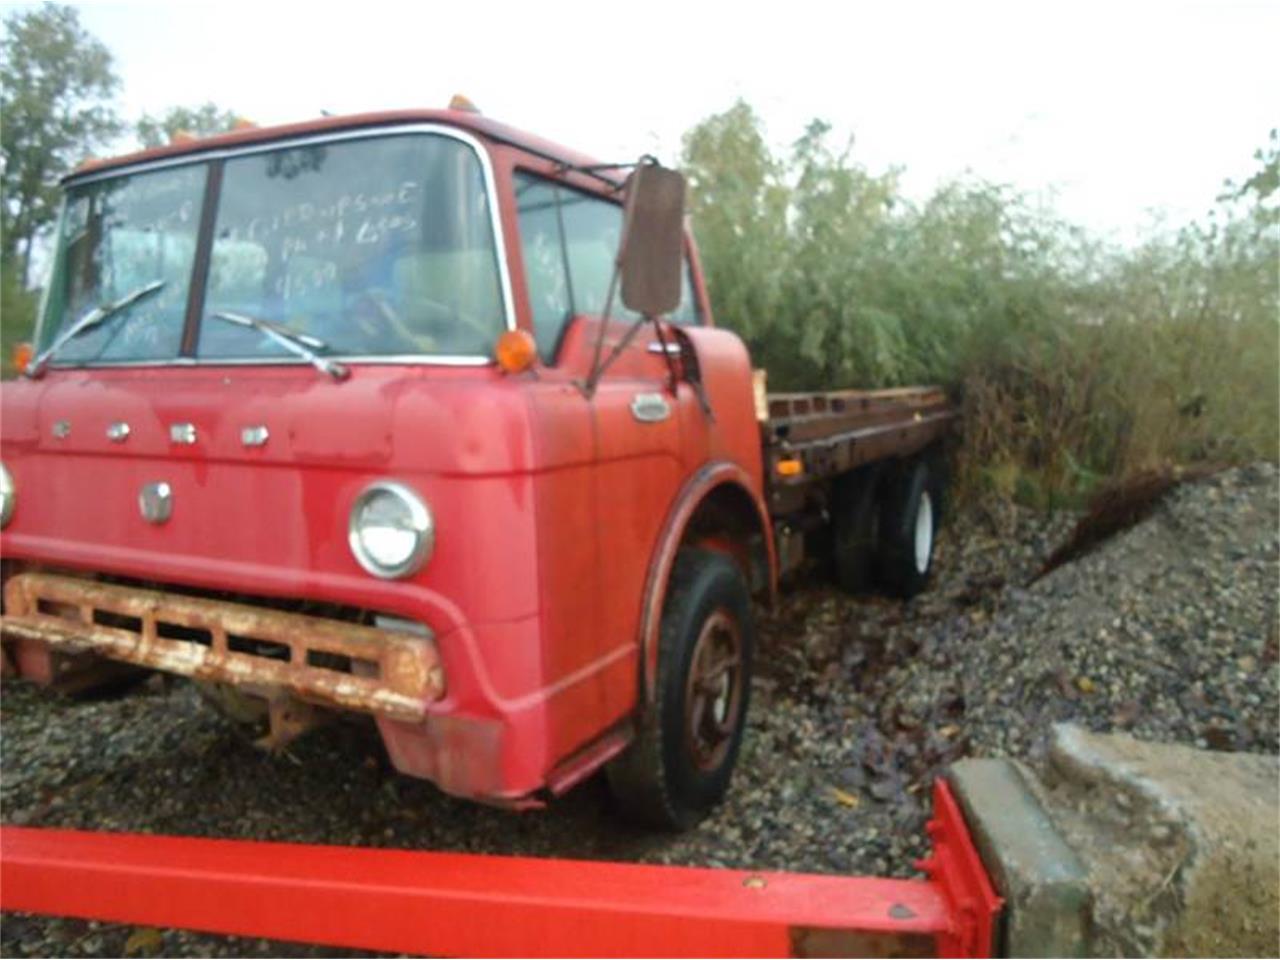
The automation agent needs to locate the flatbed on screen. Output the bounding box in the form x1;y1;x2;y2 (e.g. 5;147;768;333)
762;383;955;494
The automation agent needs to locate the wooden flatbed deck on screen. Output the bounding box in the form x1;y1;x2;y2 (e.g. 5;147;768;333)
757;379;957;509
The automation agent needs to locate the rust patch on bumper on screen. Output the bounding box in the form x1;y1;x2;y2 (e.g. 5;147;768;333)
1;573;443;722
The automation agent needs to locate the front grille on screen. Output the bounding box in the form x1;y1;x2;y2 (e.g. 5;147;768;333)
1;572;444;721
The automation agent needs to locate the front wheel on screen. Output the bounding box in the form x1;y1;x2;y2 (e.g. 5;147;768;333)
607;548;754;829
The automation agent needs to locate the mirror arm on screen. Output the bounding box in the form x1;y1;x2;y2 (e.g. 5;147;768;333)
582;161;644;397
650;320;680;395
581;309;648;398
580;156;687;400
672;326;715;421
580;264;623;398
553;154;658;194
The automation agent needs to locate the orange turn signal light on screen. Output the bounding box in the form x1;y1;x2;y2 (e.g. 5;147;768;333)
495;329;537;374
10;341;32;375
775;457;803;478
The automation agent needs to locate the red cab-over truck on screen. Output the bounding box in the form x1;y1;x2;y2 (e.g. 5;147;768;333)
0;107;955;828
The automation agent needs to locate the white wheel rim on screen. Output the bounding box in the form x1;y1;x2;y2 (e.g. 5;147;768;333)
914;491;933;574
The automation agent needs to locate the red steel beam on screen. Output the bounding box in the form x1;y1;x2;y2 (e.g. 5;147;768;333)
2;826;949;958
0;782;999;957
920;780;1003;958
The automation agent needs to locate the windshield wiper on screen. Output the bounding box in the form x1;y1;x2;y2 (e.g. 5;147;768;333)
210;311;349;381
27;279;166;378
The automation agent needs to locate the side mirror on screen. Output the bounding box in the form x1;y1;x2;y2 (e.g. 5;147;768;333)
618;164;686;317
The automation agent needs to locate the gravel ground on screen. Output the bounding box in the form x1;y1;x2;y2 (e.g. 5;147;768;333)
2;463;1276;957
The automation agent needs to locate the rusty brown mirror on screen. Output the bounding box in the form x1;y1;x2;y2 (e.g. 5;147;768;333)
619;164;686;317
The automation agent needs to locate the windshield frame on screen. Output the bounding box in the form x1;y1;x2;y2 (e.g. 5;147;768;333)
35;123;516;371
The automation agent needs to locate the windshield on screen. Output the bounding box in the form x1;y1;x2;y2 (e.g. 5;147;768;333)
38;165;205;363
38;131;506;365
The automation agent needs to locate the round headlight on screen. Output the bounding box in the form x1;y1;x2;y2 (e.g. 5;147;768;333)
0;463;13;529
348;481;433;579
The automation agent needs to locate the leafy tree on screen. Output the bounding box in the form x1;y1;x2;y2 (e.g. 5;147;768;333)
136;102;241;149
680;100;790;354
0;4;121;287
1220;127;1278;225
782;120;902;387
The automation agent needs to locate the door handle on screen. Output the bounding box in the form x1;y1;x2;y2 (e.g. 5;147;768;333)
630;392;672;423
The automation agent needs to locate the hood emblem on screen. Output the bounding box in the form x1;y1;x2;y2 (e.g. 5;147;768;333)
169;423;197;445
139;482;173;524
51;419;71;439
106;421;131;442
240;424;270;447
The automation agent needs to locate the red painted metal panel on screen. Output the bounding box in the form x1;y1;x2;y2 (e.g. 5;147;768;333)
917;780;1004;958
1;826;951;958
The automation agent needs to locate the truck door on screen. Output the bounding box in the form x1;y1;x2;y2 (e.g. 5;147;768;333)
589;315;686;660
512;170;697;726
587;269;708;662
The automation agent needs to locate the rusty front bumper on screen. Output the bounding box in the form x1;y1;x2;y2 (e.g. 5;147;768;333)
1;573;443;722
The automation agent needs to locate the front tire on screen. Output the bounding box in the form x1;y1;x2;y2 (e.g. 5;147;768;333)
607;548;754;829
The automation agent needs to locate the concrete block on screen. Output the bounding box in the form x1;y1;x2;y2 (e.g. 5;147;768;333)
1045;724;1279;958
948;758;1092;957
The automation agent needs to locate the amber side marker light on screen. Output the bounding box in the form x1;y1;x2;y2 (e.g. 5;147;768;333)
10;341;32;375
495;330;537;374
776;457;804;478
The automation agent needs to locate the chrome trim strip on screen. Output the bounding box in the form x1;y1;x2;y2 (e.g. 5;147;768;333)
39;355;495;371
647;341;682;355
30;197;65;357
38;123;515;371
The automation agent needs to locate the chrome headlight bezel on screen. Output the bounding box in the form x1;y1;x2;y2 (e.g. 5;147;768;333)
347;480;434;579
0;463;13;529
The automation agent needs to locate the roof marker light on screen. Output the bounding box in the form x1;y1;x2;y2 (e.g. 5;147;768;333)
448;94;481;114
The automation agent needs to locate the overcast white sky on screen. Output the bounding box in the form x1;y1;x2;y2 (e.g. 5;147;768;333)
12;1;1280;244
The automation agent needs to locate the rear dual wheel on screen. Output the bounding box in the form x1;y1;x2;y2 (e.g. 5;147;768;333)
875;458;941;598
831;468;880;593
607;548;754;830
831;456;944;599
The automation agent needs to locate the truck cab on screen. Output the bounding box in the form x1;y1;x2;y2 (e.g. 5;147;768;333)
0;109;776;826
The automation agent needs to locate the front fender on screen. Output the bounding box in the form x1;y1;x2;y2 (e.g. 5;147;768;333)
636;461;776;705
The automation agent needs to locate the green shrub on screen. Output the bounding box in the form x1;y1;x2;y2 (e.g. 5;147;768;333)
682;103;1279;506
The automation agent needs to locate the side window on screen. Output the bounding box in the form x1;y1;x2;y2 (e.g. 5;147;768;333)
513;176;571;361
514;171;700;363
669;262;701;326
